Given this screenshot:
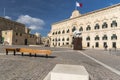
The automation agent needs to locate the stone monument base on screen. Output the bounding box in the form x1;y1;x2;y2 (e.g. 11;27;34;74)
73;37;82;50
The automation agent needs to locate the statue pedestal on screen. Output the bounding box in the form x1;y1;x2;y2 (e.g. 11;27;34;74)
73;37;82;50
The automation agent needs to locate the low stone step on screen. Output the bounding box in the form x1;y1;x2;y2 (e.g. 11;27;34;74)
44;64;89;80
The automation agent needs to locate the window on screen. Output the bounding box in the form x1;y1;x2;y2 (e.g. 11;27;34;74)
112;42;116;48
102;35;108;40
87;42;90;47
95;42;99;47
20;33;22;36
86;25;91;31
79;27;83;31
55;32;57;34
66;42;69;45
95;35;100;40
58;43;60;46
67;29;69;33
52;32;54;35
102;22;108;29
16;33;18;36
58;31;61;34
86;36;90;41
72;26;76;32
94;24;100;30
111;34;117;40
52;39;54;41
72;37;74;44
62;38;65;41
111;20;117;27
62;30;65;34
58;38;60;41
67;38;69;41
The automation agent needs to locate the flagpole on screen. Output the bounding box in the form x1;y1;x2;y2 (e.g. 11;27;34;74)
75;1;77;10
4;8;5;17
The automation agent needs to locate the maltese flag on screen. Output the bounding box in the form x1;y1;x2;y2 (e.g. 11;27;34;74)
76;1;82;7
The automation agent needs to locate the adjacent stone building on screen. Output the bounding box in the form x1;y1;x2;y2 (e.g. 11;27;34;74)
0;17;41;45
49;3;120;49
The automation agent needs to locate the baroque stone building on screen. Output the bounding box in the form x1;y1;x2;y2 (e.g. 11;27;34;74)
0;17;41;45
49;3;120;49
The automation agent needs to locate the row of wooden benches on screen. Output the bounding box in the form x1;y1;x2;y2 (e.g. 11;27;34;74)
5;48;52;58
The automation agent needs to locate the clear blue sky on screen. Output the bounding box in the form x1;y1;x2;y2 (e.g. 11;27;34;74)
0;0;120;36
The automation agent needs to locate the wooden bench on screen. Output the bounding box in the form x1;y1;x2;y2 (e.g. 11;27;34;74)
5;48;52;57
17;48;52;57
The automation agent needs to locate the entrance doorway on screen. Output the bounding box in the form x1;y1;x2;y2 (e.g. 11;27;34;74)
87;42;90;47
95;42;99;47
112;42;116;48
24;39;27;45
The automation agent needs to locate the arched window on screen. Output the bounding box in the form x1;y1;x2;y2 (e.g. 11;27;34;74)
52;39;54;41
55;31;57;34
67;38;69;41
53;43;54;46
58;38;60;41
95;42;99;47
58;31;61;34
94;24;100;30
58;43;60;46
102;35;108;40
67;29;69;33
87;42;90;47
102;22;108;29
111;20;117;27
62;38;65;41
86;36;90;41
95;35;100;40
52;32;54;35
62;30;65;34
111;34;117;40
86;25;91;31
79;27;83;31
72;26;76;32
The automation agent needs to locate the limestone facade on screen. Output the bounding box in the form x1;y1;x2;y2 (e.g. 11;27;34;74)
49;3;120;49
0;17;41;45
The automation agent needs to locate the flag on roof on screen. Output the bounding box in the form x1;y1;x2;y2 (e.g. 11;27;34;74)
76;1;82;7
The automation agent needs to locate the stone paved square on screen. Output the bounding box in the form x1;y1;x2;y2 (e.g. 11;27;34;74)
0;45;120;80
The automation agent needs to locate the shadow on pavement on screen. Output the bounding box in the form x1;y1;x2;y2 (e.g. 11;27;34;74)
15;54;56;58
